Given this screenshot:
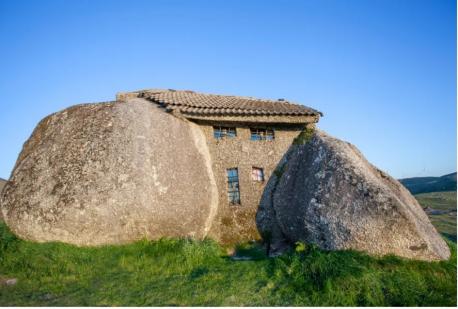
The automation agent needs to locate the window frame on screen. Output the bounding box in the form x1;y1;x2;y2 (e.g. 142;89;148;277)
250;128;275;141
226;168;241;205
251;167;265;182
213;126;237;140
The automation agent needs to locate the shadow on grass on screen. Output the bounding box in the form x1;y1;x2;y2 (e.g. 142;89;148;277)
442;232;457;243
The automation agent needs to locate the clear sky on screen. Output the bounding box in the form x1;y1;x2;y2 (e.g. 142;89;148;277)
0;0;456;179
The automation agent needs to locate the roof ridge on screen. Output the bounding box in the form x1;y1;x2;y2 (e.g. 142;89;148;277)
142;89;301;103
135;88;322;117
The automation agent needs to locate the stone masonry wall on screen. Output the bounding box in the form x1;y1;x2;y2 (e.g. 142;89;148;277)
194;121;306;244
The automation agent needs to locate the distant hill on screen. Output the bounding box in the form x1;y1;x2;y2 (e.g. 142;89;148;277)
400;172;457;195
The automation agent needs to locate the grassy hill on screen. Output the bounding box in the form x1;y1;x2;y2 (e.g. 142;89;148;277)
0;221;455;306
400;172;457;194
415;191;456;242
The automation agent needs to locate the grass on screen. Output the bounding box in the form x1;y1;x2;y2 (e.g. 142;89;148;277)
416;191;457;211
0;222;456;306
415;191;457;242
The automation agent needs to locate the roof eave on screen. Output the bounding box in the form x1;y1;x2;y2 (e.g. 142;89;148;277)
181;113;320;125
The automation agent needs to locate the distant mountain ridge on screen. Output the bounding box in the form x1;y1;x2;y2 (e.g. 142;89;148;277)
400;172;457;194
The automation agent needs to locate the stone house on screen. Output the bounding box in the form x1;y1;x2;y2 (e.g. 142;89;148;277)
117;89;322;243
2;87;449;260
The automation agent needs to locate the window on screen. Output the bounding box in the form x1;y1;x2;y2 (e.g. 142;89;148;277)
214;126;236;139
250;128;275;141
226;168;241;204
252;167;264;182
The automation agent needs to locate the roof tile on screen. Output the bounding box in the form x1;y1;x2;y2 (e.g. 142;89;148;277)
137;90;322;117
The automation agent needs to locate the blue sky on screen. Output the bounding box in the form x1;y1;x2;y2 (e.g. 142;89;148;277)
0;0;456;179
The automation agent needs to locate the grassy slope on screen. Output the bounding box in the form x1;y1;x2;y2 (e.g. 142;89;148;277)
0;222;456;306
415;191;457;242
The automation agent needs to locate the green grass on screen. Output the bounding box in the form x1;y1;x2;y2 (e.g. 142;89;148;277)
0;222;456;306
415;191;457;211
415;191;457;242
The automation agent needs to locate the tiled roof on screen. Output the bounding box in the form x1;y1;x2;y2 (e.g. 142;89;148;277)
138;90;322;117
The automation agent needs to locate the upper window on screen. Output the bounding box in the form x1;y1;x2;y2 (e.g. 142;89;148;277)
250;128;275;141
226;168;241;204
214;126;236;139
252;167;265;182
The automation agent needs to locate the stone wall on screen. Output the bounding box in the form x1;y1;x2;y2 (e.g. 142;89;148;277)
194;121;307;244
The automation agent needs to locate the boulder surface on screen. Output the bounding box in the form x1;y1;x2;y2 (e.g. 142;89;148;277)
256;130;450;261
1;99;218;245
0;178;6;194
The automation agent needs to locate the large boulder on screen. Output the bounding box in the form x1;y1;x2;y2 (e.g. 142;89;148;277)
0;178;6;194
0;98;218;245
0;178;5;220
256;129;450;261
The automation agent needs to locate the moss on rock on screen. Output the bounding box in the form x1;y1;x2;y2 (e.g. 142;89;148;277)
292;127;315;145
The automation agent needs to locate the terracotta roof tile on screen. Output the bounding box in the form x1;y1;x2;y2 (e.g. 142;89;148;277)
138;90;322;117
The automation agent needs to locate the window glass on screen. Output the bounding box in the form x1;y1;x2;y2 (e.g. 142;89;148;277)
214;126;236;139
226;168;241;204
250;128;275;141
252;167;264;181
